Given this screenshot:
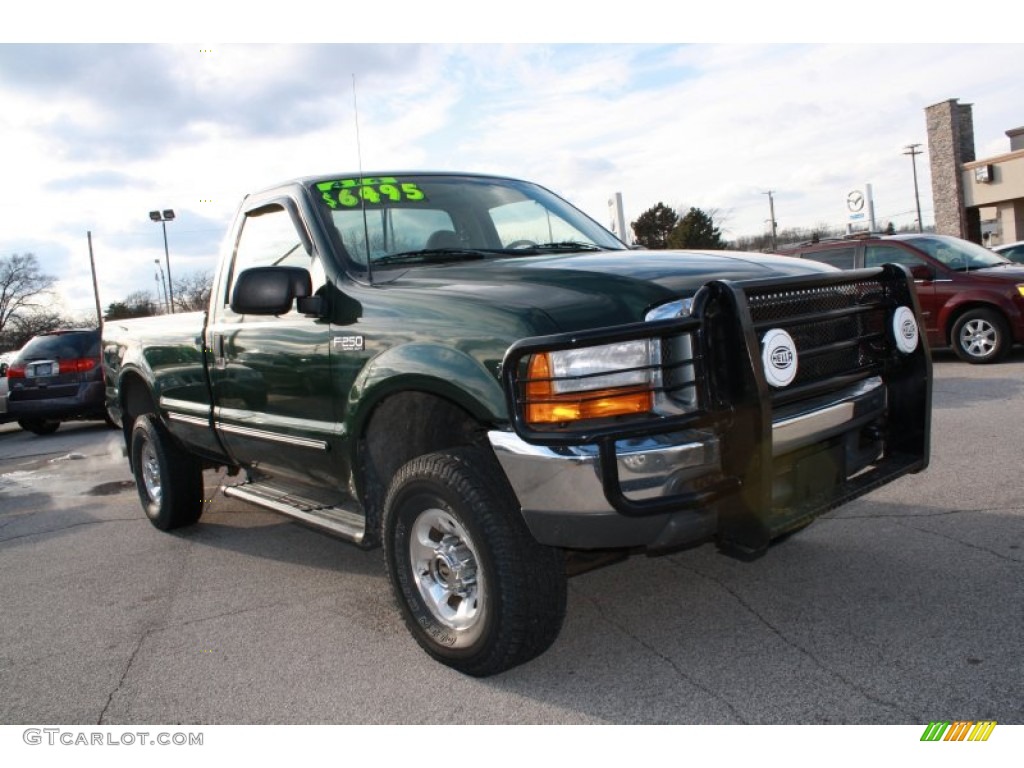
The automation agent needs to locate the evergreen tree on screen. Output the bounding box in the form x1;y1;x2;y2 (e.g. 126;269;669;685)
667;207;726;249
631;203;679;249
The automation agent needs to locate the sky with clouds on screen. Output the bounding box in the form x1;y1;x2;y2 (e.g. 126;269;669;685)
2;11;1022;319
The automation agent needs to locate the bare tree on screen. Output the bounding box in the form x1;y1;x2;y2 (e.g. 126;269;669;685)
172;269;214;312
0;253;56;337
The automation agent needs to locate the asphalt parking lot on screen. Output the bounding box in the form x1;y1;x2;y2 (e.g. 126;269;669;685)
1;349;1022;725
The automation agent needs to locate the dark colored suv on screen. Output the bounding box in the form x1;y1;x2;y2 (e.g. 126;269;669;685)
787;234;1024;363
4;329;112;434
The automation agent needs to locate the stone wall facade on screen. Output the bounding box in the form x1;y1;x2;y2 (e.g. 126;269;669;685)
926;99;981;242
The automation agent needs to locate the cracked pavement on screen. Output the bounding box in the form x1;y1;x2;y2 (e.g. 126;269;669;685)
1;349;1022;724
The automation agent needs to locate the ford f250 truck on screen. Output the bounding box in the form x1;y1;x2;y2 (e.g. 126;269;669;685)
103;172;931;676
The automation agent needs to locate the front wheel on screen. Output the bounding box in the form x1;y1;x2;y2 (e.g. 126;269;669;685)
383;447;567;676
130;414;204;530
952;308;1010;363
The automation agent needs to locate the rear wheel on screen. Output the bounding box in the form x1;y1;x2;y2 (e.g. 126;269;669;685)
383;447;567;676
952;308;1010;364
17;419;60;435
130;414;204;530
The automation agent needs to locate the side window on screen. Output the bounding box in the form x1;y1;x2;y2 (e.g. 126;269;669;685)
225;204;325;307
805;247;855;270
865;245;925;269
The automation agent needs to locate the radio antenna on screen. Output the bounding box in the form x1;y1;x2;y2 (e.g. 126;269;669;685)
353;73;373;283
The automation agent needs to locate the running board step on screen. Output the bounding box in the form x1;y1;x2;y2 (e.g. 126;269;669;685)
222;481;365;545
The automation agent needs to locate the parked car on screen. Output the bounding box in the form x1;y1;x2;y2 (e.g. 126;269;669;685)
4;328;113;434
993;240;1024;264
786;234;1024;363
0;350;15;423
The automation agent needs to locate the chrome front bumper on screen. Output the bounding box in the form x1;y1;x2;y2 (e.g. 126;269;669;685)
490;376;887;550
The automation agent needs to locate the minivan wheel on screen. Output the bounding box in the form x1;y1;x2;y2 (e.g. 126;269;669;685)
17;419;61;435
952;308;1010;364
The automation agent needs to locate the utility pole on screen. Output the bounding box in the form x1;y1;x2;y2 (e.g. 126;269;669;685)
87;231;103;326
762;191;778;251
904;144;924;233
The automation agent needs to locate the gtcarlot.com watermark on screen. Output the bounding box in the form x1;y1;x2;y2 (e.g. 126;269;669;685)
23;728;203;747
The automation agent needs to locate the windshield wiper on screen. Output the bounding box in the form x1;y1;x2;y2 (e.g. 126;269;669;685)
534;241;604;251
499;241;605;255
373;249;491;267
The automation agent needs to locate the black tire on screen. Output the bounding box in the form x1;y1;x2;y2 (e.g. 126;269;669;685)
17;418;60;435
103;403;121;430
383;447;567;676
951;308;1010;364
130;414;204;531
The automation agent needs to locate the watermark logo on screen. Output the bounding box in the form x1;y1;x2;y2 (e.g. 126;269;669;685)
920;721;997;742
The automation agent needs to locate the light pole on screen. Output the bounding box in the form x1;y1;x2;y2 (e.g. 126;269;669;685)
762;191;778;251
149;209;175;312
903;144;924;233
154;259;170;313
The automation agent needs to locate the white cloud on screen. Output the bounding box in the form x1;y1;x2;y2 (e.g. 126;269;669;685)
0;42;1021;317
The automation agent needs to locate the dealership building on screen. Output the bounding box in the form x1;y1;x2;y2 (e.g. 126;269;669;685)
927;98;1024;246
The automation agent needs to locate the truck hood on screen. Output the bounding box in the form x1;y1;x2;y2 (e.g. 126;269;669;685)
382;249;833;332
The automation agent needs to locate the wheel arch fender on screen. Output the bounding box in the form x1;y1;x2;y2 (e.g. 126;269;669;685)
344;344;510;548
117;367;161;468
940;295;1016;345
346;343;508;440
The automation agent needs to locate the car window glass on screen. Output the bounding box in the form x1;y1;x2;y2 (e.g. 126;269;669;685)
906;236;1006;270
225;205;324;307
998;244;1024;261
329;207;456;265
865;245;925;268
489;199;591;247
804;247;855;269
17;331;98;361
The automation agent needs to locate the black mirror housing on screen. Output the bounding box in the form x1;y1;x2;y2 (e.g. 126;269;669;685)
909;264;933;281
230;266;313;315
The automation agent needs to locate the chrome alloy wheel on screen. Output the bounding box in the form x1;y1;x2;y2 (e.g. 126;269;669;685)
409;507;486;646
139;436;163;504
959;317;999;359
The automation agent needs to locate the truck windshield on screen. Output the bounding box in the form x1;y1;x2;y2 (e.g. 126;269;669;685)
310;174;626;269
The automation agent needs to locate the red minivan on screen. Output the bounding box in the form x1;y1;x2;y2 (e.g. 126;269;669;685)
788;234;1024;363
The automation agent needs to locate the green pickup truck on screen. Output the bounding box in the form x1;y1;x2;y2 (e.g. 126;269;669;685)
103;172;931;676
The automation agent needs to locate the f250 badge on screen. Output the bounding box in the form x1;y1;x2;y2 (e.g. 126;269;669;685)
762;328;798;388
332;335;365;352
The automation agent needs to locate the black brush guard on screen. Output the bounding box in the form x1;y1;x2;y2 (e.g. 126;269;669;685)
501;265;932;557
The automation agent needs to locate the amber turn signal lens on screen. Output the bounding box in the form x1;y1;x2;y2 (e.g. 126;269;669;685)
524;353;654;424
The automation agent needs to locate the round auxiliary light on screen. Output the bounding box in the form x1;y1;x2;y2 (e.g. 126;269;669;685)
762;328;798;388
892;306;919;354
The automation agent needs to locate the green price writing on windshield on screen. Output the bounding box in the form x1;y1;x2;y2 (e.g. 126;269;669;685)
317;177;425;209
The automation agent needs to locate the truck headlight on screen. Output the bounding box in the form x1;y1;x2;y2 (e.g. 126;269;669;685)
525;339;658;424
